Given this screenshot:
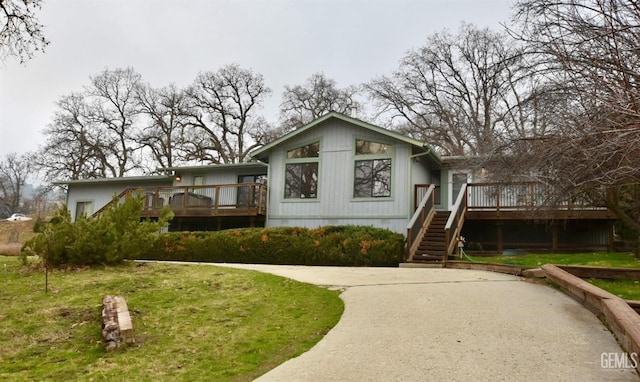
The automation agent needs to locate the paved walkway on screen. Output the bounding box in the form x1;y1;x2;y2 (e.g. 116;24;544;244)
213;264;640;381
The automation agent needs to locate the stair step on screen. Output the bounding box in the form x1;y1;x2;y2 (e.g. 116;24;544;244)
421;238;446;244
412;254;445;261
421;241;445;246
409;210;455;262
419;242;445;247
414;252;444;257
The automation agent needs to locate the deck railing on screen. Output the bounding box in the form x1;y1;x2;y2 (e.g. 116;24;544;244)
406;185;436;261
466;182;598;211
444;184;468;262
414;184;441;209
414;182;602;212
94;183;268;218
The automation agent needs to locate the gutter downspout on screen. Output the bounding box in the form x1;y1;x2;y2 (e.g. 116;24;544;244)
255;160;271;228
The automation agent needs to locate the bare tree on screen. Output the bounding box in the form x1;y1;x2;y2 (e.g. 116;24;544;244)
38;93;111;181
136;83;188;170
367;23;542;156
279;72;362;132
0;0;48;63
38;68;144;180
506;0;640;244
0;152;32;211
183;64;271;164
86;67;143;176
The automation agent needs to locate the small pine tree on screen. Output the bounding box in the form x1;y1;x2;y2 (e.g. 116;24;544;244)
22;191;174;266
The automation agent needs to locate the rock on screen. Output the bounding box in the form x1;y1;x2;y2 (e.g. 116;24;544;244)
522;268;546;278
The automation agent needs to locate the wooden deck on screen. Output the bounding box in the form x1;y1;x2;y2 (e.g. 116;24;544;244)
97;183;268;218
415;183;616;220
407;183;618;262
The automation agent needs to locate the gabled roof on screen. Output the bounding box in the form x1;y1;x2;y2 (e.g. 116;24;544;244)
251;111;441;163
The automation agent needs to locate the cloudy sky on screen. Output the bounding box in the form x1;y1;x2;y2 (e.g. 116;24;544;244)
0;0;515;160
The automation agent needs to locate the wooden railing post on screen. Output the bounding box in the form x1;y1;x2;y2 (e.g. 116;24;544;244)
214;186;220;210
444;184;468;260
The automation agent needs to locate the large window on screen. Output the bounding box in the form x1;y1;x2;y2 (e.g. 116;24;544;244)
285;142;319;199
237;174;267;206
354;139;392;198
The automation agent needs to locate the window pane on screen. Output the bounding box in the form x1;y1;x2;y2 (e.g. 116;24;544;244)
285;163;318;198
452;173;468;203
354;159;391;197
355;139;392;155
287;142;320;159
354;161;373;197
75;201;93;220
193;176;205;185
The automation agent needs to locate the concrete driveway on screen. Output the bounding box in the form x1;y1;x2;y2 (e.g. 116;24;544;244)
216;264;639;381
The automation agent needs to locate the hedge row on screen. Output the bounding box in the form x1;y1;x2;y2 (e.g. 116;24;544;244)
138;226;405;266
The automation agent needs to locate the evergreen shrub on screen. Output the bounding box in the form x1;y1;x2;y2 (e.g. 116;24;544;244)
138;225;405;266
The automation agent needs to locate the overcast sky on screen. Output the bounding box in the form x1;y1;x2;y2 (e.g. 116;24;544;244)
0;0;515;160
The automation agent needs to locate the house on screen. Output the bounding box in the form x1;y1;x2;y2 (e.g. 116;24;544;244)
59;112;618;261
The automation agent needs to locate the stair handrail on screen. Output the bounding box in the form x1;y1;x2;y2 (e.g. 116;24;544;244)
444;184;468;262
92;188;136;218
406;184;436;261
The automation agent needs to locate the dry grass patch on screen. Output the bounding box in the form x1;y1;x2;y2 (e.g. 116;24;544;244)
0;218;37;255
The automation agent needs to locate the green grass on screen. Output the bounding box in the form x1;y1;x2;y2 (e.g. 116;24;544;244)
0;256;344;381
587;278;640;300
468;251;640;301
470;251;640;268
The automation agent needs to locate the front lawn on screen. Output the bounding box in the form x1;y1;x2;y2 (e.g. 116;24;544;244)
0;256;344;381
588;278;640;300
470;251;640;268
468;251;640;301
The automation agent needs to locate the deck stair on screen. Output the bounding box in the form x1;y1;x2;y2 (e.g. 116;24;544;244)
411;210;452;263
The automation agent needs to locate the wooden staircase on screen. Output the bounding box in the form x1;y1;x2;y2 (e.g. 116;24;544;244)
411;211;452;263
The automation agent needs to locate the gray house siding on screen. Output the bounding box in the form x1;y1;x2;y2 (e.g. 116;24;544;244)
173;166;267;187
263;118;422;234
65;177;172;221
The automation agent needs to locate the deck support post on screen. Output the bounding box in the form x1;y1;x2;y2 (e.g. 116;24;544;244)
496;221;503;253
608;222;615;252
552;223;558;251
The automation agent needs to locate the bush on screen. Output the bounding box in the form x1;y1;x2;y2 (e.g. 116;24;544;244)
22;192;174;267
137;226;405;266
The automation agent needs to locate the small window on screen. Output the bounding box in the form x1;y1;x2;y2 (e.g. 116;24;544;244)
355;139;392;155
75;201;93;220
452;173;468;204
287;142;319;159
193;176;205;185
